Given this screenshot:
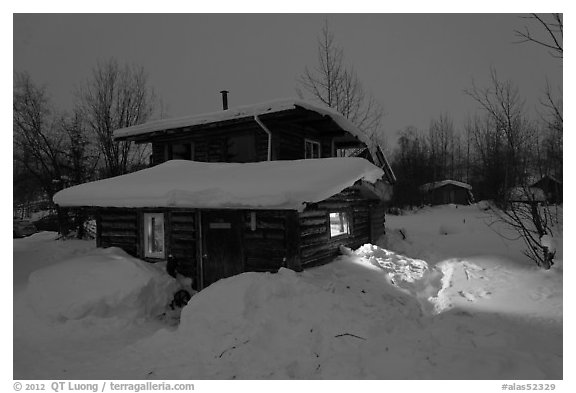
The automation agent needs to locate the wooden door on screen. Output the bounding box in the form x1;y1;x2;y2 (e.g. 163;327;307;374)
201;211;244;288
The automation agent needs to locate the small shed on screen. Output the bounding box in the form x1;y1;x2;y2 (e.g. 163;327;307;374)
419;180;473;205
54;158;391;290
530;175;562;204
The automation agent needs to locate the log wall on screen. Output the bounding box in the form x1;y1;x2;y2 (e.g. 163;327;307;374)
298;188;378;266
242;210;289;272
150;127;270;165
97;209;139;257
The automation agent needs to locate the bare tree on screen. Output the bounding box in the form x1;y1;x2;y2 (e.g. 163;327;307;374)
428;113;458;181
514;14;562;180
490;193;557;269
77;59;156;177
13;73;64;198
298;20;385;146
13;72;70;232
514;13;563;59
465;68;533;200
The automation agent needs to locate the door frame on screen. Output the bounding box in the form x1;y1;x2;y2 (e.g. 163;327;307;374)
199;209;245;289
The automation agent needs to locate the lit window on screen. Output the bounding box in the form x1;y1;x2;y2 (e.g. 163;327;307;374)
305;139;321;159
144;213;165;259
329;212;350;238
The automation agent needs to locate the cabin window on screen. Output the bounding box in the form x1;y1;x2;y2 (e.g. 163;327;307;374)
227;134;256;162
305;139;321;159
329;211;351;238
143;213;165;259
172;143;194;160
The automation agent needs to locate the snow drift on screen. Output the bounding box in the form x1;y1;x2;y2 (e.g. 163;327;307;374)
25;247;181;322
119;260;426;379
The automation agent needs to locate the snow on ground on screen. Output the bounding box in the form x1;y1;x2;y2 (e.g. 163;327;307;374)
13;204;563;380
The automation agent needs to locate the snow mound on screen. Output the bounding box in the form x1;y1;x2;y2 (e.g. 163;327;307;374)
129;264;424;379
25;247;181;322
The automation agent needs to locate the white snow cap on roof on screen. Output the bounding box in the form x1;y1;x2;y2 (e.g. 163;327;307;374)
54;158;385;211
113;98;370;146
419;180;472;192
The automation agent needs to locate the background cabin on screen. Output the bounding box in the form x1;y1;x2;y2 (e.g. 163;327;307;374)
419;180;473;205
530;175;562;204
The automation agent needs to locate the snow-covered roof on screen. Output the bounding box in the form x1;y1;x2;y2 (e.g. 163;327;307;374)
419;180;472;192
53;158;385;211
113;98;370;146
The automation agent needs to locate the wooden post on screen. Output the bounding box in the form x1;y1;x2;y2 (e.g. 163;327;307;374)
285;210;302;272
196;210;204;290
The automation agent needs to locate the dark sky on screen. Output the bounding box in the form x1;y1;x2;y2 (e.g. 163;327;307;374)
13;13;562;147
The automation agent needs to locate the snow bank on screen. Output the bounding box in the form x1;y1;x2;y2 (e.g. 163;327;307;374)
25;247;180;322
125;262;424;379
53;158;384;211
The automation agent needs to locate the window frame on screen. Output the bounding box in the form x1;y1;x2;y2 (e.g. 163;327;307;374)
143;212;166;259
304;139;321;159
327;210;352;239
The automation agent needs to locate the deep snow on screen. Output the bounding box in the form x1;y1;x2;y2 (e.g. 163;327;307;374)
12;204;564;380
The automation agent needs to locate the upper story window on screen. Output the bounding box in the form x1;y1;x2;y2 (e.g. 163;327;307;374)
164;143;194;161
305;139;321;159
227;134;256;162
329;211;351;238
143;213;165;259
172;143;194;160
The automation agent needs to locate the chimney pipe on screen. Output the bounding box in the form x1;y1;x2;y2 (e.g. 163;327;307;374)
220;90;229;110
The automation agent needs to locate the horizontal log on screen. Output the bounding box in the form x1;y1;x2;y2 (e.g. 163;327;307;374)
171;223;196;232
300;225;327;237
301;249;340;265
101;238;137;247
244;249;286;259
243;220;285;230
316;202;352;210
244;238;285;250
171;233;197;242
170;215;196;224
101;230;137;238
300;218;326;227
299;209;327;219
100;221;137;230
301;242;342;259
100;214;137;222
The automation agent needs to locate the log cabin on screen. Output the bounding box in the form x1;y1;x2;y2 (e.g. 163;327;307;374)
54;96;395;290
419;180;473;205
